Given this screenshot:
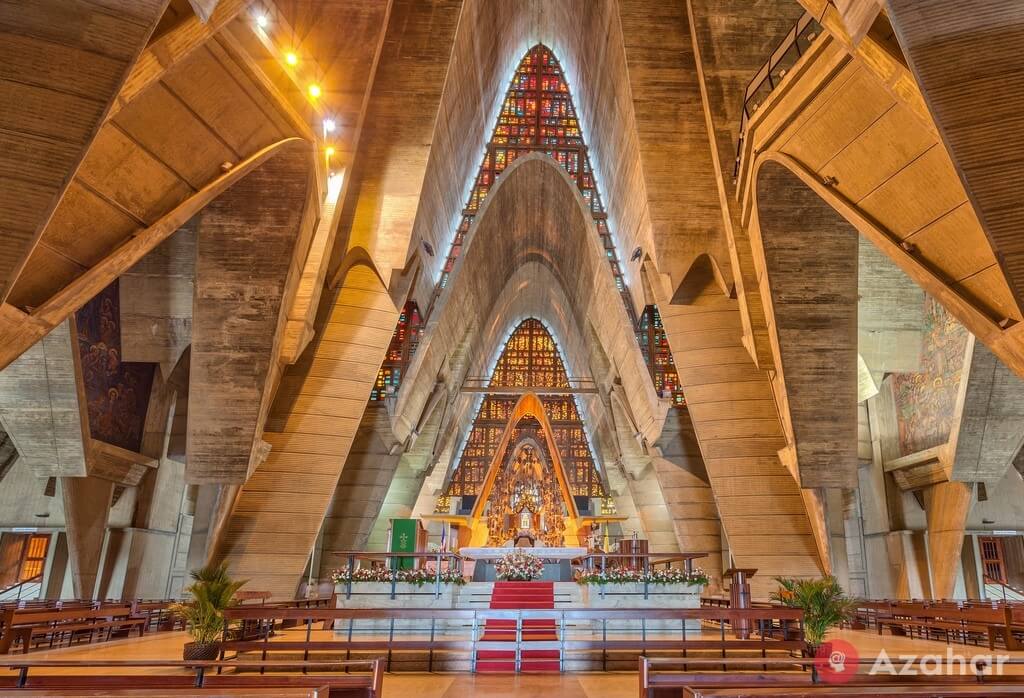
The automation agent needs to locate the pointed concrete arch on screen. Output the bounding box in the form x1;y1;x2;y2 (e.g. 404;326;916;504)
471;393;580;522
642;252;826;596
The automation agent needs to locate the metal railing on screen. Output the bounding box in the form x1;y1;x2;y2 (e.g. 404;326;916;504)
324;551;464;600
221;606;806;673
733;11;823;178
0;576;42;604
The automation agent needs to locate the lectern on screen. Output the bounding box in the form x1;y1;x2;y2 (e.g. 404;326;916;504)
725;567;757;638
618;538;648;570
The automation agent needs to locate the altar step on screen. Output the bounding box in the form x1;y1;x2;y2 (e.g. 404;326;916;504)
476;581;560;673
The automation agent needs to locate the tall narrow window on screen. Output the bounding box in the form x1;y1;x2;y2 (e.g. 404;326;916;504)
370;301;423;402
636;305;685;407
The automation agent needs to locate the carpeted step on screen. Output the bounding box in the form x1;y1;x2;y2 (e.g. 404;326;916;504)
475;581;559;673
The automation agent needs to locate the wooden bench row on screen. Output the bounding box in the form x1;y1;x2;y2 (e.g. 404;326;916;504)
640;656;1024;698
0;606;146;655
854;601;1024;650
0;658;383;697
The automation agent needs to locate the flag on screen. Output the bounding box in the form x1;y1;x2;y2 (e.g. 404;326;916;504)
389;518;418;570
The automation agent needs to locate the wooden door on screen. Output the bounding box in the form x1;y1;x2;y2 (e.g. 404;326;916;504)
980;536;1007;584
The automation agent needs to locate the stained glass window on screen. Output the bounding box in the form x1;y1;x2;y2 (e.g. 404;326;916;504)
444;319;606;500
438;45;628;306
370;301;422;402
636;305;685;407
435;44;683;408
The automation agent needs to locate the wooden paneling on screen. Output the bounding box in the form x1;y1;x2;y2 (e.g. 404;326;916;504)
738;32;1024;377
0;0;168;304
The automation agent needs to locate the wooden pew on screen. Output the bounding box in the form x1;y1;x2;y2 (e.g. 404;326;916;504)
639;656;1024;698
0;606;145;654
0;658;383;697
8;689;329;697
683;687;1024;697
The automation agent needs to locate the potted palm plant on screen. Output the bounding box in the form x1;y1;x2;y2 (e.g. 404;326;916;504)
170;562;247;660
770;576;858;655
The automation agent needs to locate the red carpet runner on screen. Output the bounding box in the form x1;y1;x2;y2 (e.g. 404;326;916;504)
476;581;560;672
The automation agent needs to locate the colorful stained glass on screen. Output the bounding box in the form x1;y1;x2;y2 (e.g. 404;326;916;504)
370;301;423;402
435;44;683;407
445;319;605;499
636;305;685;408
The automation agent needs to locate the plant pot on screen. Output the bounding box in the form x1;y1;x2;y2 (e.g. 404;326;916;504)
182;641;220;661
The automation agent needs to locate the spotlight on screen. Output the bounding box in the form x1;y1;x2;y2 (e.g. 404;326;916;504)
422;241;435;257
256;14;269;28
308;83;322;98
285;52;298;66
630;247;643;262
325;146;336;157
323;118;337;133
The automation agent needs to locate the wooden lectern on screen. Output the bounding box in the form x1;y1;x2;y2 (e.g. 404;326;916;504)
725;568;757;639
618;538;648;570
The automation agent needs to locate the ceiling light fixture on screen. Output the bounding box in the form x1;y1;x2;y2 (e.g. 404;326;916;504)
308;83;322;98
285;52;298;66
631;247;643;262
256;14;269;28
325;146;336;158
323;118;337;133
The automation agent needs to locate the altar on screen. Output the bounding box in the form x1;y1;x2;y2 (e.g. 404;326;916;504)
460;546;587;582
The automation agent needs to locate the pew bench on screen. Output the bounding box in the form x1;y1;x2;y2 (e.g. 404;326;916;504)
682;686;1024;697
0;607;145;654
8;688;329;697
0;658;383;697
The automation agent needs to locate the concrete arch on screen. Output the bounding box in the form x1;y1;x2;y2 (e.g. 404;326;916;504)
397;153;664;452
747;159;860;490
642;247;827;596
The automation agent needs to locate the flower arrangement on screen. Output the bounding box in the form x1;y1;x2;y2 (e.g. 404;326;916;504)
331;566;466;587
574;566;709;587
494;550;545;581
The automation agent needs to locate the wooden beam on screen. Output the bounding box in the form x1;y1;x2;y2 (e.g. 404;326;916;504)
925;480;973;600
0;138;306;372
107;0;252;119
0;0;170;305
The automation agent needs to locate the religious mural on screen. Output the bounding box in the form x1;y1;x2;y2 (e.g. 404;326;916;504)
75;280;156;453
890;296;970;455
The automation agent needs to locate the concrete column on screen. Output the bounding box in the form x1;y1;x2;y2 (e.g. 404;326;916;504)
925;481;974;600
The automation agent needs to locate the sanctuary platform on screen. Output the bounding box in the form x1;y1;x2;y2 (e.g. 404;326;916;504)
461;546;587;581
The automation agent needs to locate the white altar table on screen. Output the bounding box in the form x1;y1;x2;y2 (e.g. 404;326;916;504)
459;546;587;561
460;547;586;581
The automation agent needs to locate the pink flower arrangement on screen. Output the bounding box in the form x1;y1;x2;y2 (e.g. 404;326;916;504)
331;566;465;587
574;567;708;587
494;550;545;581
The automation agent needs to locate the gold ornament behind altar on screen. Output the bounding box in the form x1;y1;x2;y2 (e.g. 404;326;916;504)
485;444;566;547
